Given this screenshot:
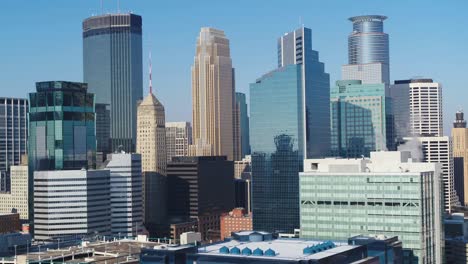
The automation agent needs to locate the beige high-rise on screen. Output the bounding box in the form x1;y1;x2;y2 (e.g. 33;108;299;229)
190;27;234;160
452;110;468;206
0;165;28;220
136;92;167;225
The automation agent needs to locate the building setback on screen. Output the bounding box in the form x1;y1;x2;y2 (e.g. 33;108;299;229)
0;98;28;192
190;28;234;160
300;151;443;263
83;13;143;153
167;156;234;241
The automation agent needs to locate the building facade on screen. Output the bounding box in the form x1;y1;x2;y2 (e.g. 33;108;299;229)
165;122;192;162
452;110;468;206
277;27;330;158
0;165;28;220
136;93;167;228
300;151;444;263
83;13;143;153
233;93;250;161
330;80;394;158
250;65;304;233
95;103;111;155
105;153;143;237
0;213;20;234
33;169;111;241
0;98;28;192
389;80;411;143
342;15;389;84
167;156;234;241
190;27;234;160
220;208;252;240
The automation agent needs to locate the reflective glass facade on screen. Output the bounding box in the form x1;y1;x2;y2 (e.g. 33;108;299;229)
28;81;96;171
83;13;143;153
235;92;250;158
250;65;304;233
330;80;394;157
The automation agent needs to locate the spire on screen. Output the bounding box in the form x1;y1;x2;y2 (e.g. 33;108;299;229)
149;51;153;95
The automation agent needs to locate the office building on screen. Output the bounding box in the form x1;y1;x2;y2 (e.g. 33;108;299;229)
408;79;443;137
167;156;234;241
300;151;444;263
235;179;251;213
234;92;250;160
250;64;304;233
0;164;28;220
342;15;389;84
330;80;394;158
409;136;459;212
445;211;468;264
278;26;330;158
234;155;251;180
33;169;111;241
220;208;252;240
141;231;402;264
190;27;234;160
0;213;20;234
452;110;468;205
170;220;198;241
0;98;28;192
95;103;111;155
28;81;97;171
137;91;167;228
104;152;143;237
83;13;143;153
166;122;192;162
389;80;411;142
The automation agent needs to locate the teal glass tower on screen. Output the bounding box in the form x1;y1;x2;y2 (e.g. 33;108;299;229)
250;64;304;233
28;81;97;171
83;13;143;153
235;92;250;158
330;80;394;157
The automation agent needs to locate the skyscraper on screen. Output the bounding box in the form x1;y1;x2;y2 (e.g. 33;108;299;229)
452;110;468;205
166;122;192;162
83;13;143;153
409;79;443;137
330;80;394;157
277;27;330;158
250;64;304;233
105;152;143;237
190;27;234;160
233;92;250;160
136;90;167;228
342;15;389;84
389;80;411;142
0;163;28;220
0;98;28;192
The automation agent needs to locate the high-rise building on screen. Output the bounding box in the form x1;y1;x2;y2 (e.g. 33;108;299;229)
330;80;394;157
277;27;330;158
233;92;250;160
220;208;252;240
83;13;143;153
389;80;411;143
0;98;28;192
165;122;192;162
452;110;468;205
104;152;143;237
408;79;443;137
95;103;111;155
190;28;234;160
409;136;459;213
0;164;28;221
300;151;444;263
342;15;389;84
136;91;167;228
33;169;111;241
250;65;304;233
234;155;251;180
167;156;234;241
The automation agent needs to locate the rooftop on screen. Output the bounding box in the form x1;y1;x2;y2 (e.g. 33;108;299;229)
348;15;387;22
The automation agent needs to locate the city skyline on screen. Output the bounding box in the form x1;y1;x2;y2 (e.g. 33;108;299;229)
1;0;467;135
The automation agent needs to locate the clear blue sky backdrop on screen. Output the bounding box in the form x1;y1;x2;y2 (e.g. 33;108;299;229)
1;0;467;135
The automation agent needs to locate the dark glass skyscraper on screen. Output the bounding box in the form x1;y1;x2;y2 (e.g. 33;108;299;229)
235;92;250;158
277;27;330;158
250;64;304;233
83;13;143;153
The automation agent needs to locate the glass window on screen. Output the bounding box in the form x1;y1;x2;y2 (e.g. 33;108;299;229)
55;92;63;106
63;92;72;106
37;93;46;107
73;92;85;107
47;92;54;107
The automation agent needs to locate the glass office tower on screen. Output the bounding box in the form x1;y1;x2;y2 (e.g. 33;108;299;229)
278;27;330;158
330;80;394;158
250;65;304;233
83;13;143;153
235;92;250;158
28;81;96;171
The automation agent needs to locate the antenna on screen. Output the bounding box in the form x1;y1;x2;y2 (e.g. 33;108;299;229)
149;51;153;95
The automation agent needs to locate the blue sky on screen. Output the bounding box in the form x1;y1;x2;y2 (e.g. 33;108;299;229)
1;0;467;134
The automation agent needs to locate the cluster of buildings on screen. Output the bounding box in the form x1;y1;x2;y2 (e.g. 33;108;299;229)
0;9;466;264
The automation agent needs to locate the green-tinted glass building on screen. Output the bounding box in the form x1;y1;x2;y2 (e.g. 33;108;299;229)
28;81;96;171
330;80;394;157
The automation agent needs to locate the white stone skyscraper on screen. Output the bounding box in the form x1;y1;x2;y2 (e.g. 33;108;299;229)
190;27;234;160
409;79;443;137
